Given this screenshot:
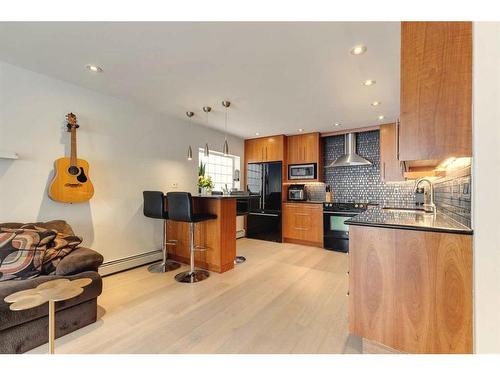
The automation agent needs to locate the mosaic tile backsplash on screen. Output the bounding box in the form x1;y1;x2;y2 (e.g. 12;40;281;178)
433;168;472;227
322;130;416;204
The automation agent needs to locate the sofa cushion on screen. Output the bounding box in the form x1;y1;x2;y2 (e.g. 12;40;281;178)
0;227;57;281
0;271;102;331
55;247;103;275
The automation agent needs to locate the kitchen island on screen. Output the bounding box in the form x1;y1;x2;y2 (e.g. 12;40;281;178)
345;208;473;354
166;195;238;273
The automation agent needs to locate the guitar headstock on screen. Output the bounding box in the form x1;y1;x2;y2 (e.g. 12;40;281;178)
66;113;80;131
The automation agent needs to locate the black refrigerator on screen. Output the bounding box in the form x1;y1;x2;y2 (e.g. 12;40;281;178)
246;161;282;242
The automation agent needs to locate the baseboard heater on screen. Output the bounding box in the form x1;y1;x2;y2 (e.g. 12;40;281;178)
99;249;162;276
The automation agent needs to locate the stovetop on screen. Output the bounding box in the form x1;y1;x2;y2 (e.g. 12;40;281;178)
323;202;370;212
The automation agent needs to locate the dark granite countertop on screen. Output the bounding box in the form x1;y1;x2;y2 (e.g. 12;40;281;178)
285;200;324;204
195;195;242;199
345;207;473;235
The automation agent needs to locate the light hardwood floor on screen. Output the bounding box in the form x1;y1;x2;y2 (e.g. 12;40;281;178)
29;238;361;354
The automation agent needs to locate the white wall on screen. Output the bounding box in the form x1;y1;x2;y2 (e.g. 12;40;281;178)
473;22;500;353
0;61;244;264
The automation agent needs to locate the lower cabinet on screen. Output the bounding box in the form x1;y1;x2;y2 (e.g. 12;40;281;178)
283;203;323;247
348;225;473;354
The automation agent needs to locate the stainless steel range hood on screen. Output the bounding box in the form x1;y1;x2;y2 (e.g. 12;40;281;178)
326;133;372;168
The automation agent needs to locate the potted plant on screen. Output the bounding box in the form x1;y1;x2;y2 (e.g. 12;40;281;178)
198;162;214;195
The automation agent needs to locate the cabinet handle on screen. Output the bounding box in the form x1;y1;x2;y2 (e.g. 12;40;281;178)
266;147;268;161
346;291;350;296
346;271;349;276
383;162;386;180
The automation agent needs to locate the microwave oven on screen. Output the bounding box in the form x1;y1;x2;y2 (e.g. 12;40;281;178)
288;184;307;201
288;163;317;180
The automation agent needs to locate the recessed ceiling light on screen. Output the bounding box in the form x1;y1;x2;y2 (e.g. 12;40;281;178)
86;64;103;73
350;45;367;55
334;122;341;127
255;132;260;136
298;128;304;132
363;79;376;86
378;115;385;121
371;101;381;107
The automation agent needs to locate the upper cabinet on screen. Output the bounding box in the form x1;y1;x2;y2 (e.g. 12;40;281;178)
380;123;405;182
287;132;320;165
400;22;472;163
245;135;285;163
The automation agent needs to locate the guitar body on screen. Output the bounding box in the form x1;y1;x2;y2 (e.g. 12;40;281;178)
49;157;94;203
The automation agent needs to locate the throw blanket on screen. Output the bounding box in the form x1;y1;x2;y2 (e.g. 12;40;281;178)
0;224;82;281
0;227;56;281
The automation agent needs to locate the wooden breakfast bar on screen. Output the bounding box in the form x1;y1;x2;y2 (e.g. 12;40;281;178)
166;195;237;273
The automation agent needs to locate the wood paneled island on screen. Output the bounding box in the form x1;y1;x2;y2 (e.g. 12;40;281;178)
166;196;237;273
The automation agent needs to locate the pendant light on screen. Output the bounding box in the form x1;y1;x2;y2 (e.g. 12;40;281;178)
202;106;211;157
222;100;230;156
186;111;194;160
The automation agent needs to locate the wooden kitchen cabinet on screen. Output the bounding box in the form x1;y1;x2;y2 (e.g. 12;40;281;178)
379;123;405;182
286;132;320;165
263;135;285;162
400;22;472;163
244;135;284;163
348;225;473;354
283;202;323;247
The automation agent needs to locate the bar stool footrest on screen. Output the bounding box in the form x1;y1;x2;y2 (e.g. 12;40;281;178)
193;245;209;251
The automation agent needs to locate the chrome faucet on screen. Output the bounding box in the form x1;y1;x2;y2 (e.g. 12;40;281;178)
414;178;436;214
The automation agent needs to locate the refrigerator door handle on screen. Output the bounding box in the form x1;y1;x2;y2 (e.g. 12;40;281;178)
262;165;266;210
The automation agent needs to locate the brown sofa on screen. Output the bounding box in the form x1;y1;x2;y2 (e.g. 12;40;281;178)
0;220;103;354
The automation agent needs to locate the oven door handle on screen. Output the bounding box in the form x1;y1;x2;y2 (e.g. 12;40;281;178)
324;212;359;216
248;212;279;217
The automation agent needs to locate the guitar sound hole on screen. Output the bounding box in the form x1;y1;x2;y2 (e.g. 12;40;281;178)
68;166;79;175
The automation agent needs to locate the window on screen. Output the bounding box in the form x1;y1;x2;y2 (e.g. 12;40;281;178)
199;149;241;191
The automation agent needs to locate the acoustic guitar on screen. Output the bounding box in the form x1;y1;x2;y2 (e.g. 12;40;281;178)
48;113;94;203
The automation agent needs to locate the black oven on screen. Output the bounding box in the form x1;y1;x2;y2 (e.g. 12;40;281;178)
323;202;367;252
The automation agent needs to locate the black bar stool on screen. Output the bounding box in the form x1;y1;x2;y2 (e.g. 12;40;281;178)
166;192;217;283
143;191;181;273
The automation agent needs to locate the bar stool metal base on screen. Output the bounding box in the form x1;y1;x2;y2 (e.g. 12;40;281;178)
175;270;210;283
234;256;246;264
148;260;181;273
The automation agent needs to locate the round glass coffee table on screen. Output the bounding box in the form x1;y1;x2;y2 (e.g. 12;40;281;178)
4;278;92;354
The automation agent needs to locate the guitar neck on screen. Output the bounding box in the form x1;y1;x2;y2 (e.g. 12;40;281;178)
70;127;77;166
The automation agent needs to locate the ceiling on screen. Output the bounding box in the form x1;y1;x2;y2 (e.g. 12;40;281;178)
0;22;400;138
